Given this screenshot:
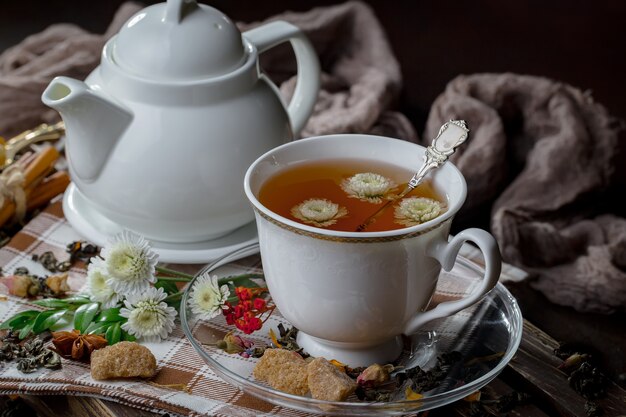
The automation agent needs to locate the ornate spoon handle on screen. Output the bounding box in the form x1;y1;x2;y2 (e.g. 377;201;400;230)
356;120;469;232
405;119;469;192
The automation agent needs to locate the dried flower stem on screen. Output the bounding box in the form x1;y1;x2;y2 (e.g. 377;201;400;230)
161;273;265;303
155;266;194;280
163;292;183;303
218;273;264;283
155;275;192;282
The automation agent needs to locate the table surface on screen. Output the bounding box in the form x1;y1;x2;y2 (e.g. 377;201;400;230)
0;157;624;416
2;320;625;417
0;190;623;417
0;203;624;416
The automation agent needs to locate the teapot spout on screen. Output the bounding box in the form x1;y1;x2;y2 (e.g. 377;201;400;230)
42;76;133;182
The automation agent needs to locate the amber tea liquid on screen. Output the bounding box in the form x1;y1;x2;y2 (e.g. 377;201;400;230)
258;158;444;232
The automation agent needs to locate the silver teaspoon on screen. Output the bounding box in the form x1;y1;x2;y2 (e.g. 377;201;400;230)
356;119;469;232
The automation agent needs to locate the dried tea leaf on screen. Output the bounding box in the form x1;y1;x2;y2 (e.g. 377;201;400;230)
568;362;608;400
0;334;62;373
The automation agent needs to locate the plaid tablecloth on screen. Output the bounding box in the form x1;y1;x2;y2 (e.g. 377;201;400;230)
0;200;527;416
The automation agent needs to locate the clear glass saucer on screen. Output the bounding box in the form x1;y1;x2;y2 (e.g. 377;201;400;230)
180;243;523;416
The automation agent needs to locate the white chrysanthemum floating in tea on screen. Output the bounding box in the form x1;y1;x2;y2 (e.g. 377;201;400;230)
189;272;230;320
291;198;348;227
101;230;158;294
86;257;122;309
341;172;396;203
394;197;443;226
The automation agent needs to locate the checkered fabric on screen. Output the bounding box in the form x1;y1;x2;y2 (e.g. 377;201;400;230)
0;200;526;416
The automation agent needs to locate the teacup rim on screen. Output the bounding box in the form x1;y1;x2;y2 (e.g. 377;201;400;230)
244;134;467;239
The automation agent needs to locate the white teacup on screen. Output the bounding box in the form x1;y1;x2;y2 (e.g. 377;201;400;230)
244;134;501;366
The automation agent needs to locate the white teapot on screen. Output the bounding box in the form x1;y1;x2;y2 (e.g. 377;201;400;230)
42;0;319;243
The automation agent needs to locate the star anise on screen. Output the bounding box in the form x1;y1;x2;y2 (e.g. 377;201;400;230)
51;330;108;362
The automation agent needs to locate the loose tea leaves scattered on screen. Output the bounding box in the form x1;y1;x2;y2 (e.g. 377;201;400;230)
585;400;604;417
355;351;463;402
0;332;61;373
0;267;70;298
554;342;609;417
569;362;608;400
248;326;501;404
270;323;307;357
463;390;531;416
29;241;99;274
31;251;71;273
65;240;99;263
0;241;100;297
492;391;531;412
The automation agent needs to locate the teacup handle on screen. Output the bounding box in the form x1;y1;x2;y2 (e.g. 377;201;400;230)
244;21;321;136
404;228;502;334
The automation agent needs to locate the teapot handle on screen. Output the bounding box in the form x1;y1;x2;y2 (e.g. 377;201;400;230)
244;21;320;136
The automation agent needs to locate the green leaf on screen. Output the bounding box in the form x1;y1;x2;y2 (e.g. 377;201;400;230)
219;273;264;287
122;329;136;342
60;295;92;305
105;322;122;345
73;302;100;333
155;279;179;296
0;310;39;330
32;309;67;334
85;321;110;335
49;312;73;331
166;298;181;312
96;307;123;323
231;278;260;288
18;322;34;339
155;265;194;279
32;298;69;309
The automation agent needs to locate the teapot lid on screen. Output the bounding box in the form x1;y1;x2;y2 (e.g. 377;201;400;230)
112;0;246;80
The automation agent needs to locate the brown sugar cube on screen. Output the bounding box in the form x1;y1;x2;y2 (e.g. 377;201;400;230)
253;348;309;395
307;357;357;401
90;341;157;380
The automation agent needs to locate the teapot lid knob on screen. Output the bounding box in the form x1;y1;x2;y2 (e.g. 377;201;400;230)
112;0;246;80
165;0;193;23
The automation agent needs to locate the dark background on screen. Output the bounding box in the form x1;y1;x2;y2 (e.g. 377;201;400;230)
1;0;626;134
2;1;625;377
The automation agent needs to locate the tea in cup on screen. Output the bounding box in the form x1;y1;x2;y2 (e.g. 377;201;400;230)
244;134;501;366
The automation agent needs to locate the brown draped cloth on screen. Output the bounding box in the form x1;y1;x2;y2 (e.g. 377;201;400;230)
0;1;416;141
3;1;623;314
425;73;625;313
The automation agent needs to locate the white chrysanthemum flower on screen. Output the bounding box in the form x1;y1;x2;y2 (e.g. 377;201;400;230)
101;230;158;295
291;198;348;227
86;257;122;308
189;273;230;320
394;197;443;226
120;287;177;342
341;172;396;203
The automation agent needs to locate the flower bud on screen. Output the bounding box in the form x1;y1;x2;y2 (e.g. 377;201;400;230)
356;363;394;387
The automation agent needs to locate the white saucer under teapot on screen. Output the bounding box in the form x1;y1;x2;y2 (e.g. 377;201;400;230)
42;0;320;243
